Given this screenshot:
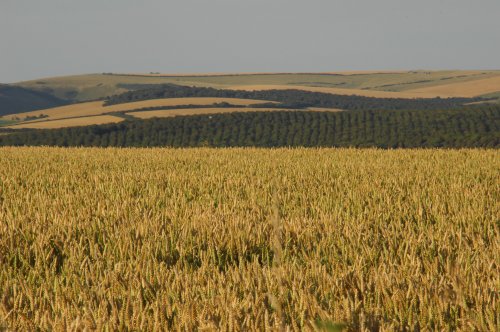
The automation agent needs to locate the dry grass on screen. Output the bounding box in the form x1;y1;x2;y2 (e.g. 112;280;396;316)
17;71;500;101
6;115;123;129
2;98;273;123
406;75;500;97
225;84;450;99
0;147;498;331
127;108;299;119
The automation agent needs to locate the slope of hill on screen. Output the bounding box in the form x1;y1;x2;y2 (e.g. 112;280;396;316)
5;115;125;129
2;97;273;121
15;70;500;102
405;75;500;97
102;84;477;110
1;106;498;148
0;84;69;116
0;97;276;128
1;84;479;129
125;107;304;119
4;72;498;133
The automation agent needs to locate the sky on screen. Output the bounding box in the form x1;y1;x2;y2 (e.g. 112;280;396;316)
1;0;499;83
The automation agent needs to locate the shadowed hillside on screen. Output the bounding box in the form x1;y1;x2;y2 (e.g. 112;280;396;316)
0;84;69;116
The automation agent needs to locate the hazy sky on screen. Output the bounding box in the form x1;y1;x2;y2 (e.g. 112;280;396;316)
1;0;499;82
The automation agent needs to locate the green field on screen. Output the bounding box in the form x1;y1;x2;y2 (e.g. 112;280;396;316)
0;119;18;127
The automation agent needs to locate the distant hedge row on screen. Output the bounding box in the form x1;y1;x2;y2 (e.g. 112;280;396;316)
1;106;498;148
105;83;479;111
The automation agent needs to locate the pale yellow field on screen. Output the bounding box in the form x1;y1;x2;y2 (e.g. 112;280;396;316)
226;84;449;98
7;115;123;129
127;108;301;119
101;97;273;111
406;75;500;97
3;98;274;123
307;107;344;112
4;101;105;122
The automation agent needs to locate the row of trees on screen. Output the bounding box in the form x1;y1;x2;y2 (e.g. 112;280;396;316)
105;83;480;111
1;106;498;148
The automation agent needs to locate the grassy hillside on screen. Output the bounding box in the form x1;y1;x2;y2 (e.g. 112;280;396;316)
4;71;497;132
15;70;500;102
103;84;475;110
0;147;498;330
2;83;478;129
0;84;69;116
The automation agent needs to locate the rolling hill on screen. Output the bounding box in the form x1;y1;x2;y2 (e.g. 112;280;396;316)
0;71;498;148
1;97;276;129
0;80;487;130
14;70;500;102
0;84;69;116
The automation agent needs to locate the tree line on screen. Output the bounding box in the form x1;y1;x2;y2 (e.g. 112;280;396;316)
1;106;498;148
105;83;480;111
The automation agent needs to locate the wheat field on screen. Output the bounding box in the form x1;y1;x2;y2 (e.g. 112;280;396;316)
224;84;452;99
0;148;498;331
127;107;344;119
127;108;299;119
406;75;500;98
6;115;124;129
2;98;273;122
3;101;105;122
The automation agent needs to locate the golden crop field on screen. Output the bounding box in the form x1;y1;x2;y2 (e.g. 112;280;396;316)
307;107;344;112
127;108;299;119
406;75;500;98
0;147;498;331
2;98;273;124
6;115;124;129
3;101;104;122
224;84;444;99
